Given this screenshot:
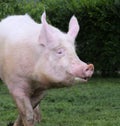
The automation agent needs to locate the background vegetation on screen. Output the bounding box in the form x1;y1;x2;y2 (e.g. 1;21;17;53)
0;0;120;77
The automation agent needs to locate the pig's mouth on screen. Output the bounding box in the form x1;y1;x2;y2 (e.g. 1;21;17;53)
75;77;88;82
67;72;89;82
81;77;88;81
82;76;90;81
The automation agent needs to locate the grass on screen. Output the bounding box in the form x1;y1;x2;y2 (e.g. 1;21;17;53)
0;78;120;126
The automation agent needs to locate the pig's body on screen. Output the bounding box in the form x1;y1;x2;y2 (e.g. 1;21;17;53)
0;15;41;83
0;12;94;126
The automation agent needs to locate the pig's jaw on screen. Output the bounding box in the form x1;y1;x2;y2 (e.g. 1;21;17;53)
67;73;88;83
33;72;87;89
74;77;88;83
63;72;88;84
66;69;89;83
38;71;76;87
58;76;88;87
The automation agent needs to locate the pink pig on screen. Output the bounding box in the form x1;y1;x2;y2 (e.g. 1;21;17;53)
0;12;94;126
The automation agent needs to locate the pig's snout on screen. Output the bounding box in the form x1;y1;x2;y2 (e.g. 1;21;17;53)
84;64;94;79
71;63;94;81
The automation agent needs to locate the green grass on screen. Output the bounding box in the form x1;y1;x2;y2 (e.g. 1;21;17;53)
0;78;120;126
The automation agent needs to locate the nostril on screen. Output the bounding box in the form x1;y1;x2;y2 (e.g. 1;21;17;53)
87;64;94;71
85;67;89;72
84;64;94;76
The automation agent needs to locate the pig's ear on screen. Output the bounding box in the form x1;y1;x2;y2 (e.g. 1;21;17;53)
68;15;80;39
41;11;47;26
40;11;56;46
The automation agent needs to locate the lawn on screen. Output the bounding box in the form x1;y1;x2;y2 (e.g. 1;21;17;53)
0;78;120;126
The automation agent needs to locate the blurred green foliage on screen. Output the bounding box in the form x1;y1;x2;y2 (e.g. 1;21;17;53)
0;0;120;77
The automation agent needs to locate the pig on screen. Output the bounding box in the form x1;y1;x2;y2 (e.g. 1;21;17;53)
0;12;94;126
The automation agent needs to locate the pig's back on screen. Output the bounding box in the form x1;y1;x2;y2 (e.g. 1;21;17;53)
0;14;41;79
0;14;41;42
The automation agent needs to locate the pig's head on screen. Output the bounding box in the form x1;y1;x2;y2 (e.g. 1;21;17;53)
35;12;94;87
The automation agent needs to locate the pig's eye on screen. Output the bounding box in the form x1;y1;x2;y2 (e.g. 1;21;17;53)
56;48;65;56
57;50;63;54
